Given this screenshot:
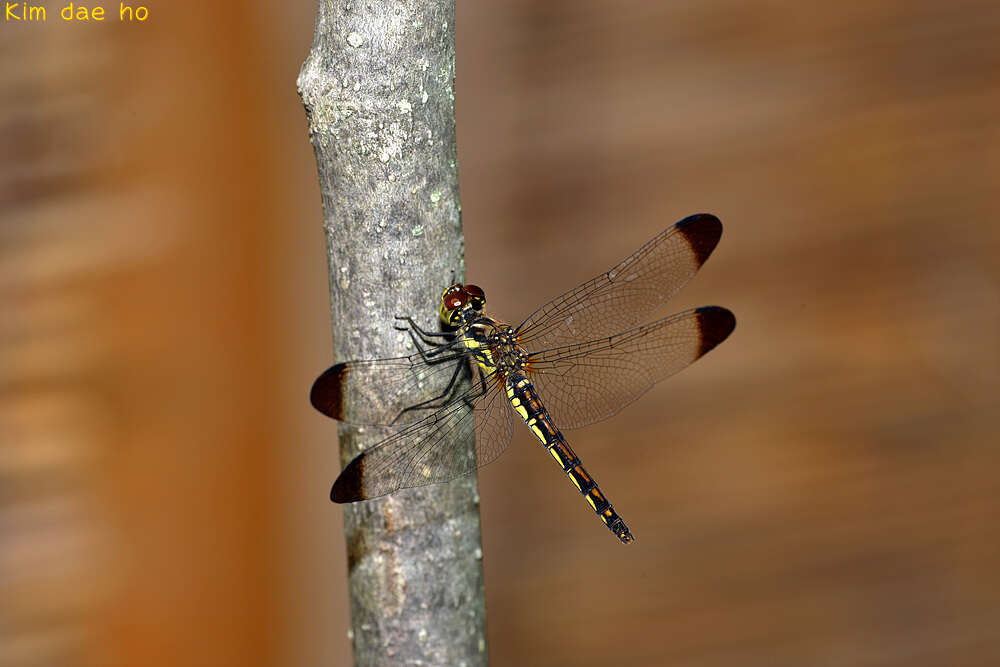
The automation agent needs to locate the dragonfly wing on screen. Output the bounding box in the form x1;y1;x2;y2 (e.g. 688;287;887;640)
331;368;515;501
311;347;474;426
526;306;735;430
515;213;723;352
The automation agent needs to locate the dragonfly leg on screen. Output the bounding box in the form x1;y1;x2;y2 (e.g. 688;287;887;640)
422;343;465;359
464;364;488;400
475;364;489;395
393;355;469;424
396;321;466;364
394;315;455;343
391;317;463;362
405;331;467;365
461;366;491;412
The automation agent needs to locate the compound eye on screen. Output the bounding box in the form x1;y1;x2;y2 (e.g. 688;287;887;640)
464;284;486;310
442;289;467;311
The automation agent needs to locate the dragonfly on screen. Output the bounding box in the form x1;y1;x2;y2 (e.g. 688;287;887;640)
311;213;735;544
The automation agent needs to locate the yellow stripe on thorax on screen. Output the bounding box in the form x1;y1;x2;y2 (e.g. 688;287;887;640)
462;334;496;373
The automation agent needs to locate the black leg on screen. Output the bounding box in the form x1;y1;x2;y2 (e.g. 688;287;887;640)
421;340;463;359
462;366;493;412
402;327;465;364
393;358;469;423
394;315;455;342
472;364;491;397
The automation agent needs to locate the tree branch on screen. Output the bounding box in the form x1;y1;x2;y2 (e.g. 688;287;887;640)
298;2;488;665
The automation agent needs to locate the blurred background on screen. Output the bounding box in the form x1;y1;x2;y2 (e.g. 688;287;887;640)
2;1;998;666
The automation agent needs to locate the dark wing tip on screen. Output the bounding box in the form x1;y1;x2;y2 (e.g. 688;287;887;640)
675;213;723;267
310;363;349;419
330;453;366;503
694;306;736;357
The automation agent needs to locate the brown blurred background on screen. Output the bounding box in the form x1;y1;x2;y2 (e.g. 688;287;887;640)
2;2;998;666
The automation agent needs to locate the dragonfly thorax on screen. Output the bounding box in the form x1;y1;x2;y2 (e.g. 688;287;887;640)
485;324;528;373
459;317;527;375
486;320;528;375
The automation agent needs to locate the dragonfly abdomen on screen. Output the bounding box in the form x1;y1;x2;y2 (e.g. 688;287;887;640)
506;371;635;544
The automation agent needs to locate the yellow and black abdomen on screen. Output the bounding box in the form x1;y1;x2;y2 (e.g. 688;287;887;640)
505;370;634;543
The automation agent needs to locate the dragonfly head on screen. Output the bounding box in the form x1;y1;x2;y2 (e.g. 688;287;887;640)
439;283;487;326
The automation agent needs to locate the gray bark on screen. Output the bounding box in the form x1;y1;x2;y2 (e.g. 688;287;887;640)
297;2;488;666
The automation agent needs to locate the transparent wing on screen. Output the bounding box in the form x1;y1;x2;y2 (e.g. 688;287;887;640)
330;368;515;501
526;306;735;430
311;344;474;427
515;213;723;352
